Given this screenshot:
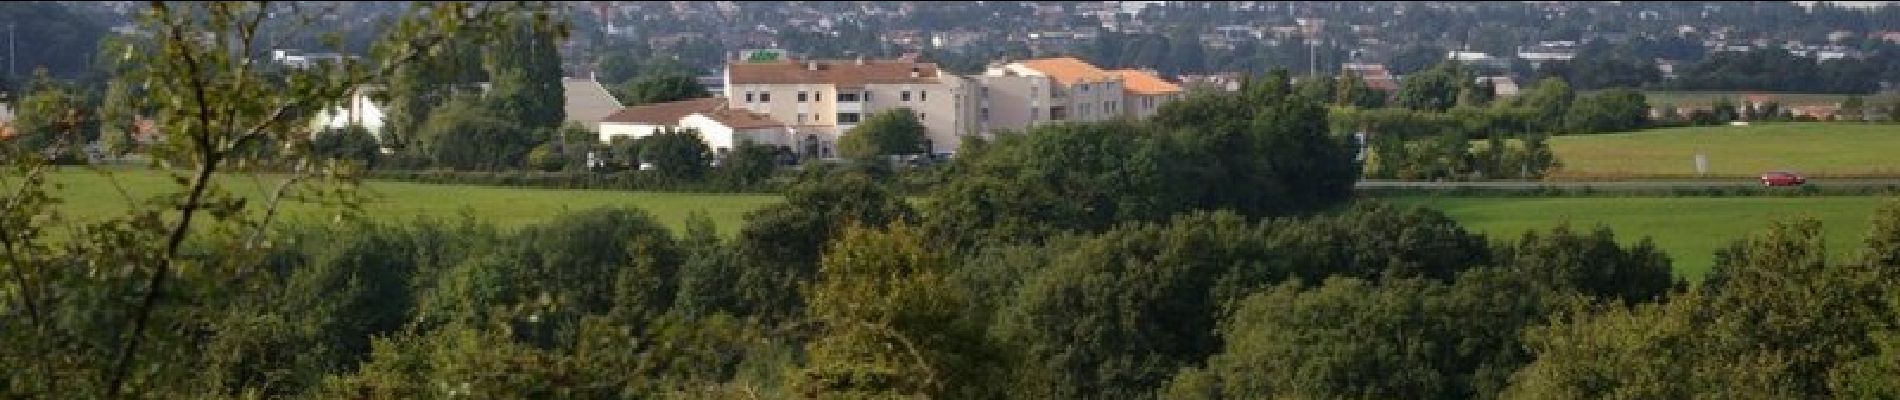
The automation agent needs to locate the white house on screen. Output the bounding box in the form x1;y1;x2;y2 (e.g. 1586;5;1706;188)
677;108;790;154
596;97;724;142
310;85;387;140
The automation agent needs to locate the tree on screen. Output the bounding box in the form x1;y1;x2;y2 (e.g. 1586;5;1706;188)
837;108;929;161
790;223;1004;399
617;74;711;106
309;125;382;167
1562;89;1649;134
1840;95;1866;122
638;127;714;181
0;2;553;397
481;12;567;131
1165;272;1570;400
717;140;780;187
7;69;91;162
1396;62;1469;112
416;94;534;170
96;79;140;158
1515;77;1575;132
730;168;916;324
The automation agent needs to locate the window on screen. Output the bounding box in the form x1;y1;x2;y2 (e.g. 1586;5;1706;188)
797;113;807;124
920;91;928;101
1050;106;1067;121
1144;97;1155;108
745;91;755;102
815;113;822;121
838;112;862;123
901;91;912;102
797;91;808;102
980;108;989;121
815;91;823;101
1105;101;1115;113
759;92;772;102
919;113;927;121
864;91;873;101
980;87;989;99
838;92;861;102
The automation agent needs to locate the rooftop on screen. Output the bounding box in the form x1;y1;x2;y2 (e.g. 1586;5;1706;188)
1109;69;1183;95
726;58;942;86
601;97;724;125
1014;57;1119;85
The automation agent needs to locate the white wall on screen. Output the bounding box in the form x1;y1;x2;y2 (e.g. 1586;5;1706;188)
599;123;666;143
312;91;386;138
677;114;738;151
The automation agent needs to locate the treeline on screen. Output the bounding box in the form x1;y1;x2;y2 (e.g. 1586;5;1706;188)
1311;62;1648;180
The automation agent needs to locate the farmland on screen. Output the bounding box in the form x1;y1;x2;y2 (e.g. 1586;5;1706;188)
1545;122;1900;178
18;167;1900;279
20;167;781;236
1382;195;1897;279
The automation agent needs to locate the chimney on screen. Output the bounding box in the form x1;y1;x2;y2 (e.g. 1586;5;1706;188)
807;61;819;71
856;56;866;65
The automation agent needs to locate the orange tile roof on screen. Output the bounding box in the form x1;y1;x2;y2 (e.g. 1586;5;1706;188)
695;108;783;130
601;98;724;124
727;59;942;85
1015;57;1117;86
1109;69;1183;95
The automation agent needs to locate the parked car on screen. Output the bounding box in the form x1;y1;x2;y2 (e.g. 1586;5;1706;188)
1760;171;1806;186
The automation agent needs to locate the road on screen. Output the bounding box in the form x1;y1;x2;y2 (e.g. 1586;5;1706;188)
1355;178;1900;190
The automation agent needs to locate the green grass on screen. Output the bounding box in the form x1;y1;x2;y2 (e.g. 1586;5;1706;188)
1587;90;1900;108
1547;122;1900;178
1381;195;1899;279
19;167;782;236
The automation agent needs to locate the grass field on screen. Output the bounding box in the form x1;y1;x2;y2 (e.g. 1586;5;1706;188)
17;168;1899;279
1383;195;1899;279
1586;90;1900;108
1546;122;1900;178
18;167;781;236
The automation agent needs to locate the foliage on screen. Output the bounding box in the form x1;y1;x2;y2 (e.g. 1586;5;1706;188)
729;167;917;324
1562;88;1650;134
617;74;711;106
639;128;714;181
7;70;93;162
927;71;1359;249
415;94;535;170
791;223;1004;399
837;108;929;161
309;125;381;167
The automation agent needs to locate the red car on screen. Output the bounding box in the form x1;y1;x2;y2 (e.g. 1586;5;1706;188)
1760;171;1806;187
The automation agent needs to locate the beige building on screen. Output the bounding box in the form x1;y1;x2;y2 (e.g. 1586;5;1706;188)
982;57;1183;128
723;57;974;157
632;54;1194;158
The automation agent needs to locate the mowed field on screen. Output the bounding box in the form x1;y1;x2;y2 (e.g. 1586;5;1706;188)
1546;122;1900;178
18;167;1900;279
1383;195;1899;279
19;167;782;236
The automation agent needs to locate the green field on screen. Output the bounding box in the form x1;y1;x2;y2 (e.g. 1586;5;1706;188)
17;168;1900;279
1590;90;1900;108
1547;122;1900;178
19;167;781;236
1384;195;1899;279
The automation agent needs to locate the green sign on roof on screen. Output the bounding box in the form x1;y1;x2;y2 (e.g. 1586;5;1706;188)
746;51;780;62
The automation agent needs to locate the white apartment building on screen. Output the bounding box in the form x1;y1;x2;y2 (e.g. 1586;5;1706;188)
595;55;1190;159
723;57;974;157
